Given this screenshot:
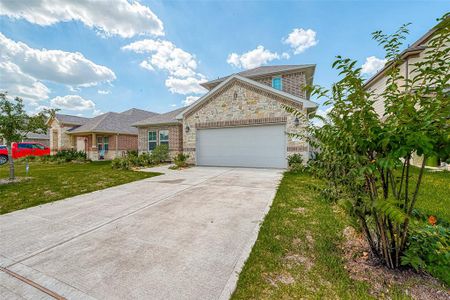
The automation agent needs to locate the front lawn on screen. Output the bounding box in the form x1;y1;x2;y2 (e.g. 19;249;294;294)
412;168;450;223
232;172;372;299
0;161;160;214
232;171;448;299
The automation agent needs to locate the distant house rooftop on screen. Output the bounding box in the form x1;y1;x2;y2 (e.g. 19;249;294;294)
133;107;187;126
68;109;158;135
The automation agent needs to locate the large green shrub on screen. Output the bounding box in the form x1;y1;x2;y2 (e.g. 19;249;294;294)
150;145;169;163
285;14;449;270
111;145;170;170
173;153;189;168
402;225;450;285
287;153;304;173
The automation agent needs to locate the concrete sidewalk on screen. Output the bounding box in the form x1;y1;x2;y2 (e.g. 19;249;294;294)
0;166;282;299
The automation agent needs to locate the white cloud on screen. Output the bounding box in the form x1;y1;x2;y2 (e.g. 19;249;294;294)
183;95;200;106
123;38;207;95
0;61;50;102
281;52;290;59
283;28;318;54
98;89;110;95
50;95;95;111
227;46;279;69
361;56;386;75
0;33;116;87
0;0;164;38
165;76;207;95
122;39;197;78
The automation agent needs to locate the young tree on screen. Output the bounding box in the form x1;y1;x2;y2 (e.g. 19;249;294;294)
286;14;449;268
0;93;55;180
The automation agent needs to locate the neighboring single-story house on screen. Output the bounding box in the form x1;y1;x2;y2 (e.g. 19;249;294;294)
134;65;318;168
23;131;50;146
48;114;90;153
48;109;157;160
0;131;50;146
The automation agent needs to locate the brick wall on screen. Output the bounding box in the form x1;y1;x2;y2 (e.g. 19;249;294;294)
137;125;182;156
255;71;307;99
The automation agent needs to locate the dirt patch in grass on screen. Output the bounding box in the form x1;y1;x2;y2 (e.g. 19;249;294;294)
342;226;449;300
264;272;296;286
0;177;32;185
284;253;314;271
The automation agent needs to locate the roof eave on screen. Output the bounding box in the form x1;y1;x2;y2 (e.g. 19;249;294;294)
67;130;138;135
133;121;180;127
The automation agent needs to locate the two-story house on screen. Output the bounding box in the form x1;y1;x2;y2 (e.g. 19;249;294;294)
134;65;318;168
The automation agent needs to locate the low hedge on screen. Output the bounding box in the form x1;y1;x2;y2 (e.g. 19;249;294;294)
111;145;169;170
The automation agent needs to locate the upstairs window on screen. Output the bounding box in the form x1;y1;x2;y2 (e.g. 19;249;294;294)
272;76;282;90
148;131;157;151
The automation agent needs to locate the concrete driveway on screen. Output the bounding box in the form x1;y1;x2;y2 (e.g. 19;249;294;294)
0;166;282;300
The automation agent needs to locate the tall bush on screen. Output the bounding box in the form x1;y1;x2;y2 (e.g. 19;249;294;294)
287;14;449;269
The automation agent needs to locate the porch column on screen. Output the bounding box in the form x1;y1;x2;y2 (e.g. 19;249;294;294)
91;133;98;160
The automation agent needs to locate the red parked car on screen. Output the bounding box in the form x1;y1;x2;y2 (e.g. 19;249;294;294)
0;142;50;165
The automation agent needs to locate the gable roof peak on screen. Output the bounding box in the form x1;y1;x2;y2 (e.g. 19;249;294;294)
177;74;318;120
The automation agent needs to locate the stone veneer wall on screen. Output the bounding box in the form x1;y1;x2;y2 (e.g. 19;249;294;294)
254;71;307;99
137;124;182;157
49;120;75;153
182;80;309;164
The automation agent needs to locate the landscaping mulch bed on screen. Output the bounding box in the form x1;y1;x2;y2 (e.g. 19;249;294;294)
342;226;449;300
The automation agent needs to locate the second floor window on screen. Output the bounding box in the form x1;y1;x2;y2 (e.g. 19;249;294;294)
272;76;282;90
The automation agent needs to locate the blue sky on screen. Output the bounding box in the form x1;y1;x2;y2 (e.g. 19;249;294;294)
0;0;448;116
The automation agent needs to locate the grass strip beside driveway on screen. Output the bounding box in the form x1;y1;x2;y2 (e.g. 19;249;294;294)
232;172;373;299
0;161;160;214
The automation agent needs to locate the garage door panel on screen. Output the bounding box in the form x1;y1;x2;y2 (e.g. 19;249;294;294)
196;125;287;168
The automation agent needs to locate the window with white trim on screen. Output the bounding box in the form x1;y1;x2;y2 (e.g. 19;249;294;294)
148;131;157;151
159;130;169;146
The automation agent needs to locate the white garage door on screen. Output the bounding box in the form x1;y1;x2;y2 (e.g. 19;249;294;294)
196;125;287;168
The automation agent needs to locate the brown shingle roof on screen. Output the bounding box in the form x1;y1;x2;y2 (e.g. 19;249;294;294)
68;109;158;135
133;107;186;126
55;114;90;125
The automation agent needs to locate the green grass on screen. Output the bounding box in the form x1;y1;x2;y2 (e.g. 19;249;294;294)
232;172;374;299
412;168;450;223
0;160;160;214
232;170;449;299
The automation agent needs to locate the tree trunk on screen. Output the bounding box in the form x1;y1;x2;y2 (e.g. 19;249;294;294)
7;142;14;180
